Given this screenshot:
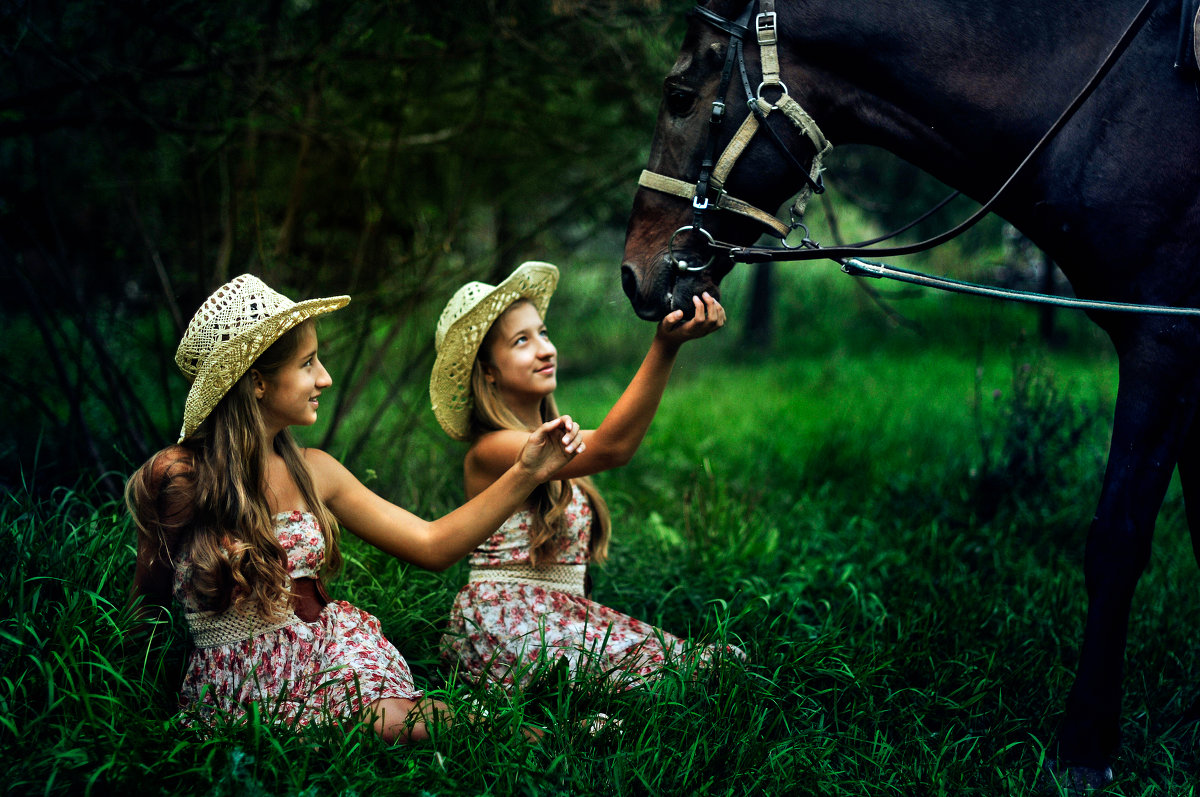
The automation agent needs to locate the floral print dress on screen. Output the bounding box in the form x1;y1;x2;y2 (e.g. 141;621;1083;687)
441;486;738;689
174;511;420;727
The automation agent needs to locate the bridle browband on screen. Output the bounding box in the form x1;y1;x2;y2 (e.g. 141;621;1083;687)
638;0;1200;318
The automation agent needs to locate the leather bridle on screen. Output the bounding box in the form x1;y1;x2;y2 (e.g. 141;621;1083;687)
637;0;832;273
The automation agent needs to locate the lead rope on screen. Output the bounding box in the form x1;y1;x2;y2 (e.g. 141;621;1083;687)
841;257;1200;317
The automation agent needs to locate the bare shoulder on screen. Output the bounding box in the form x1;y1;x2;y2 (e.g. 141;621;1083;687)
300;447;353;499
301;447;346;480
467;429;526;469
464;429;529;492
301;446;338;467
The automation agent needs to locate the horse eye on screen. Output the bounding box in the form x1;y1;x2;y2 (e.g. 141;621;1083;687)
664;87;698;117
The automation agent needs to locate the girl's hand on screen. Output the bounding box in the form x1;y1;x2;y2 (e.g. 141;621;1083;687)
517;415;585;481
657;292;726;344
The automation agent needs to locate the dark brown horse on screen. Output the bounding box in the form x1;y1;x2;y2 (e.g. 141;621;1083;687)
621;0;1200;784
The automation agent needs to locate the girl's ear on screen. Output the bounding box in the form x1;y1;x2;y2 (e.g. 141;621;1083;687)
482;363;497;384
250;369;267;399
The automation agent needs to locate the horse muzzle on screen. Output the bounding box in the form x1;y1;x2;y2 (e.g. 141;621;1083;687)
621;253;726;322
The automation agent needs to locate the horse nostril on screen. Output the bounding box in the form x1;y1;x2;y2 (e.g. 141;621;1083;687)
620;264;639;302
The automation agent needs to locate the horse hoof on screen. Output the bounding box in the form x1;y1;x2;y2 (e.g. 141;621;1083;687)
1043;758;1114;793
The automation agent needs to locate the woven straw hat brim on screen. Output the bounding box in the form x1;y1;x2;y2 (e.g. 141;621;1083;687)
178;295;349;442
430;262;559;441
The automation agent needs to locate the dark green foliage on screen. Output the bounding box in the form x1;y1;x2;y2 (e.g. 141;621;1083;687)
966;335;1107;534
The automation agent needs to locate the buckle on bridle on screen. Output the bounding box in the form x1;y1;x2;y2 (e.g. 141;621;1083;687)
755;11;777;44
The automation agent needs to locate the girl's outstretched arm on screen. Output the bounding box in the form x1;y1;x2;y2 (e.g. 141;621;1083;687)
311;416;584;571
466;292;724;493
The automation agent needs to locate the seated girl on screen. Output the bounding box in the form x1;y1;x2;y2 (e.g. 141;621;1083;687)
429;261;743;691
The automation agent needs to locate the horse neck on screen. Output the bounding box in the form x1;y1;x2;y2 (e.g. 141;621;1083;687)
780;0;1130;191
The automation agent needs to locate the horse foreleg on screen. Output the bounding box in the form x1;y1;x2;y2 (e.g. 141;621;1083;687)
1056;348;1199;773
1173;405;1200;723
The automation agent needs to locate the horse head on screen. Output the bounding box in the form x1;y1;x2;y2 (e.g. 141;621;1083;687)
621;0;829;321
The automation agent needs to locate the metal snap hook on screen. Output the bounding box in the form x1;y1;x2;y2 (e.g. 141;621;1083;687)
669;225;717;272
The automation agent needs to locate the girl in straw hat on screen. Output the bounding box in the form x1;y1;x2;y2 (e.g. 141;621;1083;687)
429;261;742;691
126;273;582;743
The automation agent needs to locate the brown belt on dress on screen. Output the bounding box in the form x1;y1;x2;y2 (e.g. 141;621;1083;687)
467;563;587;597
291;576;328;622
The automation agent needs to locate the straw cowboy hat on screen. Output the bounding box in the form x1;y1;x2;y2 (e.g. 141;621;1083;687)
174;273;350;442
430;261;559;440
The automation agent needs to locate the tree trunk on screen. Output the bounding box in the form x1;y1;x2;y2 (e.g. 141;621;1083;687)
744;261;775;348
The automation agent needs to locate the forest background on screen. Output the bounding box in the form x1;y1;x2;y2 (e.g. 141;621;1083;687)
2;0;1035;494
7;0;1198;794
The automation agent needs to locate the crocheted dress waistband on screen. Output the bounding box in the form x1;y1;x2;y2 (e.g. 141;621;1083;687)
467;563;586;597
184;604;301;648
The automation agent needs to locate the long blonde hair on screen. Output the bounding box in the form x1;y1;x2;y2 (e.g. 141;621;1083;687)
469;299;611;565
126;320;341;619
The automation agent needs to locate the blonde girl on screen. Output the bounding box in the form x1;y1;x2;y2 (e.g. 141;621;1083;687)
429;261;740;691
127;274;581;743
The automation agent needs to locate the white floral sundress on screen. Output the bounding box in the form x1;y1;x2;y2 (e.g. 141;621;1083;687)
441;485;741;690
174;510;420;727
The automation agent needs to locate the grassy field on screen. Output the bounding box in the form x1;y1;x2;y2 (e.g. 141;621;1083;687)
5;257;1200;795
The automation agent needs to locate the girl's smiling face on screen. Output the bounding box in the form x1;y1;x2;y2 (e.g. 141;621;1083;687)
255;324;332;435
484;300;557;413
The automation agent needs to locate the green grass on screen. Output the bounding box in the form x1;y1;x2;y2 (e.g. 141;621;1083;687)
5;258;1200;795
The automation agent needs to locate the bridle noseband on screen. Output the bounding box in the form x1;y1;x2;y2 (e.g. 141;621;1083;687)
638;0;832;273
